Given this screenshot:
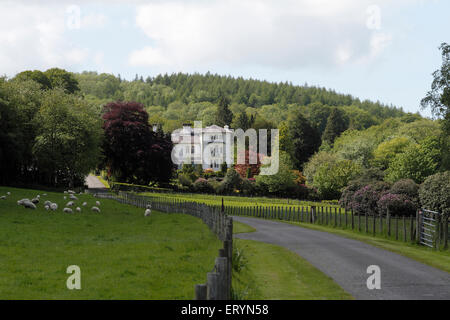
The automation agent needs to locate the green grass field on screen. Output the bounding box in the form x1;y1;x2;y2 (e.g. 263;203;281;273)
0;186;221;299
140;191;344;212
232;221;352;300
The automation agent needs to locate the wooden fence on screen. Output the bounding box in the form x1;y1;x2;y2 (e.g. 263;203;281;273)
93;191;233;300
125;193;450;249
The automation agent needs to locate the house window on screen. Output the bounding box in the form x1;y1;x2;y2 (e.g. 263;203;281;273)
191;146;195;154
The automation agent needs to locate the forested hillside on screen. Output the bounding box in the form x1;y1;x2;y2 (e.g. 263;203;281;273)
75;72;413;133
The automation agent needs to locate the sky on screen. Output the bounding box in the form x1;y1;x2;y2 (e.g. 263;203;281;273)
0;0;449;117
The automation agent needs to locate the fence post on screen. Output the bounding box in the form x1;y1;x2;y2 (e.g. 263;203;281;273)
387;209;391;238
403;216;407;242
444;214;449;250
207;272;220;300
195;284;207;300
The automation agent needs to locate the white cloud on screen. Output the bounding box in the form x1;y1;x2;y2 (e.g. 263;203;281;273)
0;2;102;76
129;0;427;70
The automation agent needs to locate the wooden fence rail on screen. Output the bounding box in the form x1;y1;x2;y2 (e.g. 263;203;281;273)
93;191;233;300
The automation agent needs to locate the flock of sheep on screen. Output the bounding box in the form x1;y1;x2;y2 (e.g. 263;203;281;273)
1;190;101;214
2;190;152;217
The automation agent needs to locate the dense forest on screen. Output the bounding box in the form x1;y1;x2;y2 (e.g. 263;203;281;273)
75;71;411;133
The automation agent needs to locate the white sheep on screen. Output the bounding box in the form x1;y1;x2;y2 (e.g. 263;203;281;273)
44;200;52;206
63;207;73;214
144;209;152;217
82;202;87;206
95;201;101;206
0;196;6;200
31;198;39;204
17;199;30;206
66;201;74;207
23;201;36;210
64;191;68;194
69;194;78;201
6;192;11;196
68;190;75;194
146;204;152;209
44;205;50;210
76;207;81;213
42;193;47;196
50;203;58;211
63;196;67;200
91;206;101;213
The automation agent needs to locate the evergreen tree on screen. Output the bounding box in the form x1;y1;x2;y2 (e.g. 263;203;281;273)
235;111;250;130
287;111;321;169
215;93;233;126
322;108;349;145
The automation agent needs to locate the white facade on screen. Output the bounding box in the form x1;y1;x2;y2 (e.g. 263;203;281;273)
171;124;234;171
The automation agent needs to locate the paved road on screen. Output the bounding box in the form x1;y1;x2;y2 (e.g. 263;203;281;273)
85;174;108;190
233;216;450;300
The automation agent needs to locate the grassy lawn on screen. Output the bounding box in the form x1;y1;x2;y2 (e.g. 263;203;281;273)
283;221;450;274
0;186;221;299
232;221;352;300
140;191;345;212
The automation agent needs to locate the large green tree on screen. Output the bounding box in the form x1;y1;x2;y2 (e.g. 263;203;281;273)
33;88;102;187
322;108;349;146
285;111;321;169
421;43;450;170
215;93;233;127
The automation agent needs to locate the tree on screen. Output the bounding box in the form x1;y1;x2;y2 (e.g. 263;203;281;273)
255;152;296;196
312;160;362;200
421;43;450;170
371;137;413;170
13;70;52;90
385;136;441;184
33;88;102;187
234;111;251;130
286;111;321;169
215;93;233;126
102;101;174;185
44;68;80;94
322;108;349;145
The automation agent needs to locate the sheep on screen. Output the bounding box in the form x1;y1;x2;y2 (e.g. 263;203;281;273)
76;207;81;213
31;198;39;204
63;208;73;214
42;193;47;196
64;191;68;194
0;196;6;200
144;209;152;217
23;201;36;210
6;192;11;196
63;196;67;200
44;200;52;206
44;205;50;211
68;190;75;194
50;203;58;211
17;199;30;206
95;201;101;206
146;204;152;209
82;202;87;206
69;194;78;201
91;206;101;213
66;201;74;207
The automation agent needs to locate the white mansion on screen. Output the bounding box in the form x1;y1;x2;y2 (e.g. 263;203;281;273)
171;124;234;171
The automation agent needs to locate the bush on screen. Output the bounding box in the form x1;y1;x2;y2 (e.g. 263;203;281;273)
178;174;193;189
419;171;450;215
240;179;256;196
218;169;243;194
193;178;215;194
350;182;391;216
390;179;419;204
377;193;417;217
